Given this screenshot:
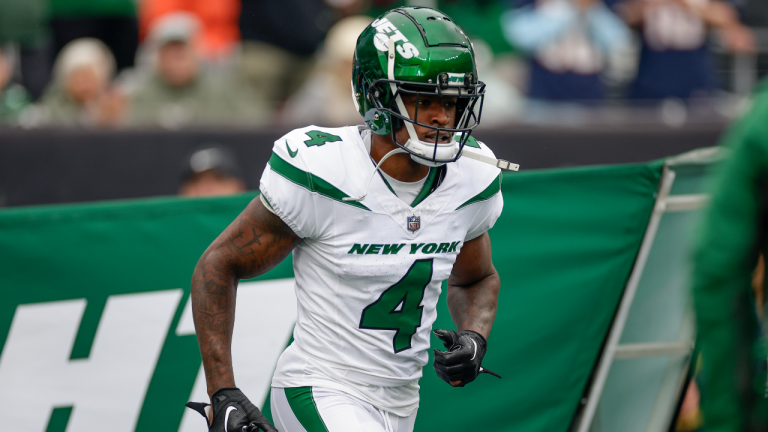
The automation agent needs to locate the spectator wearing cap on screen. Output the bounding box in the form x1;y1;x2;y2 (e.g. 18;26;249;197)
129;13;266;129
179;146;247;196
32;38;126;127
502;0;631;101
0;47;32;126
614;0;755;100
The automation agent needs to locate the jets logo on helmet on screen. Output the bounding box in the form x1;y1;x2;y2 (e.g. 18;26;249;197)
371;18;420;59
352;7;486;167
445;73;465;86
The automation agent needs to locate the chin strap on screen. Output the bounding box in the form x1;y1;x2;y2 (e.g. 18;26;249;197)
460;149;519;171
343;147;406;202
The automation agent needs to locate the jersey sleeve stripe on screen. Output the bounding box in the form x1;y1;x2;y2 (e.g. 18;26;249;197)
268;151;371;211
455;173;502;210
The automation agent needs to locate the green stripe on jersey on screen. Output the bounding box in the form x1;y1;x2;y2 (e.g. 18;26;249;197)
410;167;440;207
284;387;330;432
456;174;502;210
268;152;370;211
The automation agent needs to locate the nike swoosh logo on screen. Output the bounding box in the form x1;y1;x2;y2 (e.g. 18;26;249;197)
286;141;298;158
470;339;478;361
224;406;237;432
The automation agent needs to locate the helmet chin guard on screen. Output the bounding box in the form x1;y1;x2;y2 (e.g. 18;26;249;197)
403;137;459;167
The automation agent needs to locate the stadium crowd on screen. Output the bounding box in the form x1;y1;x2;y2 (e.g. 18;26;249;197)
0;0;765;129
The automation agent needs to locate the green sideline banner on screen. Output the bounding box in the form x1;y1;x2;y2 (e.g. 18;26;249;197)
0;160;662;432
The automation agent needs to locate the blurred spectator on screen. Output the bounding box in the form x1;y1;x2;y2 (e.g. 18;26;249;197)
502;0;631;101
49;0;139;73
0;47;32;126
139;0;241;63
32;38;125;128
129;13;267;129
179;146;246;196
469;40;525;125
282;16;371;126
0;0;52;100
615;0;756;100
691;77;768;431
238;0;361;110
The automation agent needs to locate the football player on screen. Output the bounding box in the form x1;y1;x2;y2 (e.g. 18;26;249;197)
186;7;517;432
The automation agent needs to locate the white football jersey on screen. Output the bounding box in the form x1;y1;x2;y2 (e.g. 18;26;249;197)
260;125;503;417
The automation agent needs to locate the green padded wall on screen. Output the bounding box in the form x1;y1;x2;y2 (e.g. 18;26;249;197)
0;160;662;432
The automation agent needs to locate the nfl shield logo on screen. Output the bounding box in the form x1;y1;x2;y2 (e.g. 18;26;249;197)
407;215;420;232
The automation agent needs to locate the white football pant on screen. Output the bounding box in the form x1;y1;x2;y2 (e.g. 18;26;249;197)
270;386;416;432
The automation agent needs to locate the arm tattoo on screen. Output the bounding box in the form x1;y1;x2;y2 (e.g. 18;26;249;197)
190;197;301;397
231;228;263;256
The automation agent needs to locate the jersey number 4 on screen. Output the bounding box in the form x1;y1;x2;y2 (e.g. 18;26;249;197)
304;130;342;147
359;259;433;353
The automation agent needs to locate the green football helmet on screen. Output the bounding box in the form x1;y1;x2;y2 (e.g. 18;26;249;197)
352;7;486;167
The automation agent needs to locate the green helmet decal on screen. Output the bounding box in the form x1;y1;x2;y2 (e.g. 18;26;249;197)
352;6;485;149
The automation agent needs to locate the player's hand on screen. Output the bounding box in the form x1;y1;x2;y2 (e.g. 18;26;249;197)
185;387;278;432
433;329;501;387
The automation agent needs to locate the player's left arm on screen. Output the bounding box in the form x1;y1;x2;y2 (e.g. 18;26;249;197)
433;232;501;387
447;232;499;339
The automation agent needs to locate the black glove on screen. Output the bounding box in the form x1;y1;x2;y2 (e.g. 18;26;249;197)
433;329;501;387
186;387;278;432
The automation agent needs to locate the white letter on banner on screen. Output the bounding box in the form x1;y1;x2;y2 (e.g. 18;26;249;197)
177;278;296;432
0;290;182;432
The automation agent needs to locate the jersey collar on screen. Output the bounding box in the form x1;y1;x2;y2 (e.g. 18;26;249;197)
360;126;446;208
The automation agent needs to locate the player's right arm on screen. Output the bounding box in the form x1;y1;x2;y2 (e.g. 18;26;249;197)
190;197;302;398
